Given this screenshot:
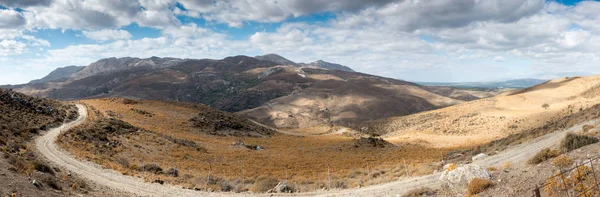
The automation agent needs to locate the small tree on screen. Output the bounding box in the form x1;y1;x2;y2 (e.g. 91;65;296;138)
542;103;550;109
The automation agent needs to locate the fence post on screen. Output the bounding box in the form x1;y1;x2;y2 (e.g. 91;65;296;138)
559;167;572;197
327;166;331;190
588;158;600;192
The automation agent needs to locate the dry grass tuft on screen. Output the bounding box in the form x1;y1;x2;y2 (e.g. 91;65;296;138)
552;155;573;169
467;178;493;195
402;187;438;197
529;148;561;164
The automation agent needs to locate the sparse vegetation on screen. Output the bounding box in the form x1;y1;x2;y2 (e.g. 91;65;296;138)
552;155;573;169
59;98;450;193
141;163;163;174
402;187;438;197
467;178;493;195
529;148;561;164
542;103;550;109
560;133;599;152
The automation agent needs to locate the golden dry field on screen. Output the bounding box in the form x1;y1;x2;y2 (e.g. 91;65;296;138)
58;98;455;192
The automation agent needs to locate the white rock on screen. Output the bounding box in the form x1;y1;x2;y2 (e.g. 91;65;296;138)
439;164;491;186
472;153;488;162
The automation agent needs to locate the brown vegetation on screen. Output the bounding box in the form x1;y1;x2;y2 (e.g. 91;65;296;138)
59;98;454;193
529;148;561;164
467;178;493;195
402;187;438;197
560;133;599;152
0;88;98;196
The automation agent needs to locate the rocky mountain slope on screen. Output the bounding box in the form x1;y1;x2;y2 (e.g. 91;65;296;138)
254;53;355;72
299;60;354;72
5;55;498;128
29;65;85;84
0;88;108;196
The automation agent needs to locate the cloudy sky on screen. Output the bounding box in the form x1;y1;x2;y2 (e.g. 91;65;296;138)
0;0;598;84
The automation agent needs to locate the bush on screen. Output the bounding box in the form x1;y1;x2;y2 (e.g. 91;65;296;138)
467;178;493;195
115;157;130;168
252;177;279;193
552;155;573;169
402;187;438;197
560;133;599;152
166;168;179;177
141;163;163;174
529;148;561;164
34;161;55;175
42;176;62;190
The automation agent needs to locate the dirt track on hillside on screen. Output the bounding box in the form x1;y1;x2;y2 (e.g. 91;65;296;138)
35;104;591;197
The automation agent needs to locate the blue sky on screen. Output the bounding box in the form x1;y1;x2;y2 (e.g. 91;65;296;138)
0;0;599;84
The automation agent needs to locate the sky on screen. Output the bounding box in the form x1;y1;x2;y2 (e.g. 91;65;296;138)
0;0;599;85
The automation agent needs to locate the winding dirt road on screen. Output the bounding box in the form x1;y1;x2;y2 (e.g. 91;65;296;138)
35;104;593;197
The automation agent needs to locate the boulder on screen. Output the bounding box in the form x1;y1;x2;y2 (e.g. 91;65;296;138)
439;164;490;186
471;153;488;162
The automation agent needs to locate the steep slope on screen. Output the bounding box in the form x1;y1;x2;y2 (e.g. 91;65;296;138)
29;65;85;83
71;56;184;79
8;55;495;129
254;54;298;66
299;60;355;72
0;88;104;196
238;68;462;128
361;76;600;148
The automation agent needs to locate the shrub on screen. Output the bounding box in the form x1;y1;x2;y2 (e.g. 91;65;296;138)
560;133;599;152
252;177;279;193
122;99;140;105
529;148;561;164
115;157;130;168
552;155;573;169
402;187;438;197
33;161;55;175
542;103;550;109
486;166;498;171
42;176;62;190
166;168;179;177
141;163;163;174
467;178;493;195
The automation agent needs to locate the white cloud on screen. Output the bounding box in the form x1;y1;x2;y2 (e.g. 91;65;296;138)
0;9;26;28
0;40;27;56
83;29;132;41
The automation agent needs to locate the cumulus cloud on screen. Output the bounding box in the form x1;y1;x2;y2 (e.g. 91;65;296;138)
0;40;27;56
0;9;26;28
83;29;133;41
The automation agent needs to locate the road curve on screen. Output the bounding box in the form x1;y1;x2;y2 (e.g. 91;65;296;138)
35;104;594;197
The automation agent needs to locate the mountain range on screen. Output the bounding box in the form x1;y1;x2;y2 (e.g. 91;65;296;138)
3;54;503;128
417;78;546;89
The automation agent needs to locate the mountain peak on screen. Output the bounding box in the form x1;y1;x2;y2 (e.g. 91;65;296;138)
254;54;298;66
301;60;355;72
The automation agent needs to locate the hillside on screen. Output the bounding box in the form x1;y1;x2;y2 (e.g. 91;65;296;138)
0;88;108;196
5;55;499;129
61;98;451;193
29;65;85;84
360;76;600;148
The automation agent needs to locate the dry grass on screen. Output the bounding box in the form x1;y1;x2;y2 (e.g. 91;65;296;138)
59;98;456;192
402;187;438;197
552;155;573;169
467;178;493;195
529;148;561;164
